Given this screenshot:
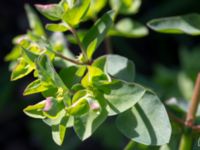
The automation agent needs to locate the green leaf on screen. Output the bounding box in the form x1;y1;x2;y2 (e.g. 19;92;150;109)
116;91;171;145
11;57;34;81
109;0;141;15
5;46;22;61
43;110;74;127
63;0;91;26
105;80;145;116
147;13;200;35
74;109;108;140
177;72;194;100
43;97;64;119
59;66;86;89
82;10;115;59
109;18;148;38
81;66;109;88
36;55;67;90
35;4;64;21
23;101;46;119
23;79;50;96
87;0;107;18
93;54;135;82
25;4;46;36
67;90;90;116
52;115;69;145
46;23;69;32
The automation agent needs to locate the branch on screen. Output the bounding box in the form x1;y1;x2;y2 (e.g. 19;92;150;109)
54;52;85;65
185;73;200;127
105;37;113;54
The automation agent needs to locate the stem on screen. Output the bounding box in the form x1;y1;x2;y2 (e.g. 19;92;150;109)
69;27;88;61
105;37;113;54
179;133;193;150
54;52;85;65
179;73;200;149
185;73;200;127
124;141;135;150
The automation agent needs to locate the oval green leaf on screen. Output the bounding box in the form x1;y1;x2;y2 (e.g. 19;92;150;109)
116;91;171;145
147;13;200;35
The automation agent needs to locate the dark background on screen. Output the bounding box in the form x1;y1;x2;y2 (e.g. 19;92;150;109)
1;0;200;150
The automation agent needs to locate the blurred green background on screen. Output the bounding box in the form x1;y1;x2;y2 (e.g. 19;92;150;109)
1;0;200;149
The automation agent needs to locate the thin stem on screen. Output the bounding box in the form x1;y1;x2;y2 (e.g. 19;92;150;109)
69;27;88;61
179;73;200;150
54;52;85;65
105;37;113;54
185;73;200;127
124;141;135;150
179;133;192;150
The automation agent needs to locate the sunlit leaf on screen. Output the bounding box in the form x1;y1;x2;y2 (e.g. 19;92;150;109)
93;54;135;82
109;18;148;38
148;13;200;35
82;10;115;59
11;57;34;81
23;101;46;119
35;4;64;21
23;79;50;96
63;0;91;26
109;0;141;15
46;23;69;32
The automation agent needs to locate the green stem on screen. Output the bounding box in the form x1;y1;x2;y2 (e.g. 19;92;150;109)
179;133;192;150
124;141;135;150
179;73;200;149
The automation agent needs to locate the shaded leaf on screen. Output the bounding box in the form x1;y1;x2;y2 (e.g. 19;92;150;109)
105;80;145;116
116;91;171;145
74;109;107;140
25;4;46;36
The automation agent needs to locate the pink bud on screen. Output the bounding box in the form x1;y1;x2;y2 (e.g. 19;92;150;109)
35;4;56;10
90;101;100;111
43;97;53;111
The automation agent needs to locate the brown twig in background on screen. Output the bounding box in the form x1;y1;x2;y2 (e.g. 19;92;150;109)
105;37;113;54
185;73;200;127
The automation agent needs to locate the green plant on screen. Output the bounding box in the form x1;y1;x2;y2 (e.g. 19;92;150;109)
147;14;200;150
6;0;171;148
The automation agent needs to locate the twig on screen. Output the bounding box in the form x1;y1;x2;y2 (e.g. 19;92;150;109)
105;37;113;54
54;52;85;65
185;73;200;127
